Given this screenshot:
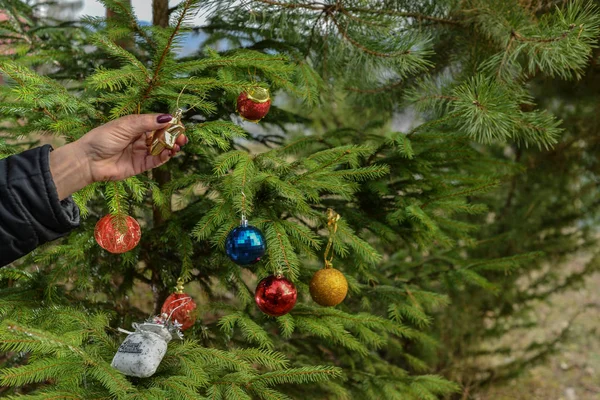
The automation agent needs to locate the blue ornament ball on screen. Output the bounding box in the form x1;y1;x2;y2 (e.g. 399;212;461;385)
225;224;266;265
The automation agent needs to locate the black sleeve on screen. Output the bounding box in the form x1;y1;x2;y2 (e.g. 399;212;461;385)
0;145;80;267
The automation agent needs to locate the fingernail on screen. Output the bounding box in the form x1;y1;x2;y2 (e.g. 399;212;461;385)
184;136;189;145
175;144;181;152
157;114;173;123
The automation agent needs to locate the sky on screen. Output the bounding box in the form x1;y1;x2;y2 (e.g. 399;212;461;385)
77;0;206;25
73;0;208;56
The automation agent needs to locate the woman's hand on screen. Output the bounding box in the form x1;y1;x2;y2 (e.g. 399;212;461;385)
50;114;188;200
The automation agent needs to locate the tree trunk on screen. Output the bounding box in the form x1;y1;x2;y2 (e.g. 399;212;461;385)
153;0;170;28
106;0;134;50
151;0;173;314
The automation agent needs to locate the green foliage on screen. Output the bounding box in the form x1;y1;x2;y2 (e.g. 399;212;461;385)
1;0;600;399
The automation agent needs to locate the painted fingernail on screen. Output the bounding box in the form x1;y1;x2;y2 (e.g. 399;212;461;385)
157;114;173;123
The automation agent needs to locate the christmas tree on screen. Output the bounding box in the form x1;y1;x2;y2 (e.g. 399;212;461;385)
1;0;599;398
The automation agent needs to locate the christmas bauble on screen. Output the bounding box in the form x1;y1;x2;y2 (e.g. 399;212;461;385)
309;268;348;307
94;215;141;254
225;223;266;265
255;275;297;317
236;87;271;122
161;292;197;331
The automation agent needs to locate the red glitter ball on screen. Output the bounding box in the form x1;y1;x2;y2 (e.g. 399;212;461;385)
255;275;297;317
236;88;271;122
161;293;197;331
94;215;141;254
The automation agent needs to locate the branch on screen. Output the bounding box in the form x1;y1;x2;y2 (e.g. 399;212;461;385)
511;24;576;43
346;79;404;94
252;0;324;11
330;14;410;58
252;0;461;26
140;0;193;107
344;7;461;26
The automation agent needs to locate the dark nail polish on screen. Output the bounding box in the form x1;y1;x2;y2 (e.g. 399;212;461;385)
157;114;173;123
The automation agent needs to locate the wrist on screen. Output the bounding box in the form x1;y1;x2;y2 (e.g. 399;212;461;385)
49;141;94;201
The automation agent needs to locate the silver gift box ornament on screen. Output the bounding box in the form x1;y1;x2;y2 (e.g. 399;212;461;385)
111;322;173;378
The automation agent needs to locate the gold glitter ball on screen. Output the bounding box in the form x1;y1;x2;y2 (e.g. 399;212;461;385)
309;268;348;307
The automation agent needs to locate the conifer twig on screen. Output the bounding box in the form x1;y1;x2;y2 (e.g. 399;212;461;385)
329;14;410;58
346;79;404;94
344;7;461;26
511;23;576;43
252;0;461;26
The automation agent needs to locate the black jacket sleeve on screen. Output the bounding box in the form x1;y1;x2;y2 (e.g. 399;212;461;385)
0;145;80;267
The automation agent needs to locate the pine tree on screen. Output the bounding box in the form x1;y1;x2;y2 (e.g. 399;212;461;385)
0;0;599;399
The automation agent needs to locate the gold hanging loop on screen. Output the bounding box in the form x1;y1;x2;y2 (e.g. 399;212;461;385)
174;277;185;294
323;208;340;269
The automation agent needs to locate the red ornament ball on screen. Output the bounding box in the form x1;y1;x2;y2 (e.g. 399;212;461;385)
237;87;271;122
254;275;297;317
94;215;141;254
161;292;197;331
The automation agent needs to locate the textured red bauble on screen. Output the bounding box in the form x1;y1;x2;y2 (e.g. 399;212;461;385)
161;293;197;331
236;87;271;122
254;275;297;317
94;215;141;254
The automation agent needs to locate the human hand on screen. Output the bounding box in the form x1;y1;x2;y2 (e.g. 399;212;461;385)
50;114;188;200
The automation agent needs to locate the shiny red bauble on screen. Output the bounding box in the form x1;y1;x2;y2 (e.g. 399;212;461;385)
254;275;297;317
161;292;197;331
236;87;271;122
94;214;141;254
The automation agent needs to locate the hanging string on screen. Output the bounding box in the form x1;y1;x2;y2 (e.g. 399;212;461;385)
247;66;258;84
323;208;340;269
241;190;247;222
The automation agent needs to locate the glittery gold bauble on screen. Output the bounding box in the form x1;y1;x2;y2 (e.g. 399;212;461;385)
309;268;348;307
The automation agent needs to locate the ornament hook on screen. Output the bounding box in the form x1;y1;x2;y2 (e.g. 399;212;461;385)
241;190;247;225
175;277;185;294
323;209;340;268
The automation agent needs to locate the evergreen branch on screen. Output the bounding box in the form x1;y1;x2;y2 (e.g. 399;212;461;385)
233;348;289;370
511;24;576;43
290;150;350;183
252;0;460;26
138;0;195;107
0;358;82;386
266;222;299;279
344;7;461;26
251;0;323;11
192;201;228;240
111;0;156;49
304;10;327;58
251;366;342;385
154;0;194;80
416;95;459;103
406;112;462;137
1;323;86;357
346;79;404;94
92;35;150;80
338;7;387;28
196;347;253;372
330;14;410;58
420;181;500;209
88;360;134;397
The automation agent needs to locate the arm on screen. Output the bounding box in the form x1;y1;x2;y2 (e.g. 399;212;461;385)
0;113;187;267
0;145;80;266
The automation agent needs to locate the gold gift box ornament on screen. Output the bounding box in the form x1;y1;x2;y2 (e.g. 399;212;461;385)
147;109;186;156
